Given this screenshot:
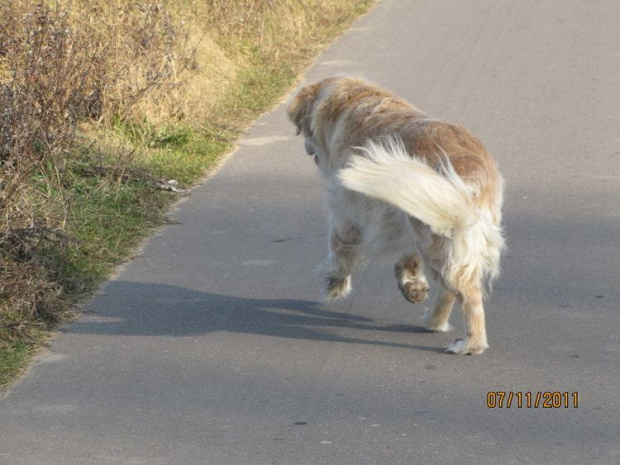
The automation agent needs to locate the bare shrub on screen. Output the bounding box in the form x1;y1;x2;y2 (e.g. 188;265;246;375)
0;0;192;333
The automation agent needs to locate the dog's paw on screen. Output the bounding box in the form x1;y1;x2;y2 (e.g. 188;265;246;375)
398;278;429;304
445;338;488;355
324;276;352;301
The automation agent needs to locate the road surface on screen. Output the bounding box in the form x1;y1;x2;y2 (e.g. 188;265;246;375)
1;0;619;463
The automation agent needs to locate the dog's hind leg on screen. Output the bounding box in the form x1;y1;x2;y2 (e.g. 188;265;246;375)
422;284;455;332
322;223;363;300
446;283;489;355
394;253;429;304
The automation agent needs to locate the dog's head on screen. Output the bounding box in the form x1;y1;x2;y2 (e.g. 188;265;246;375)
287;82;320;137
287;77;346;168
288;76;384;170
287;81;326;166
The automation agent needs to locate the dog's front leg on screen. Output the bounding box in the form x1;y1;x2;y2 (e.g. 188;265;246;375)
322;222;363;301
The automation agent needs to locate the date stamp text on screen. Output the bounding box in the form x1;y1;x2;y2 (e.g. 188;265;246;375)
486;391;579;408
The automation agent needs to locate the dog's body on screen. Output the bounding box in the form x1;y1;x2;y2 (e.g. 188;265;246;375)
287;77;505;355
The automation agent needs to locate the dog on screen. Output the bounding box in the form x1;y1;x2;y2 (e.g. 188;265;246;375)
287;76;505;355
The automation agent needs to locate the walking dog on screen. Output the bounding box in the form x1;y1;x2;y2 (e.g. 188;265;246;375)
287;77;505;354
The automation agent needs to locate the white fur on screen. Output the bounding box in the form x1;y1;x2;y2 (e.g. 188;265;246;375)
340;138;472;238
339;137;504;290
421;308;453;332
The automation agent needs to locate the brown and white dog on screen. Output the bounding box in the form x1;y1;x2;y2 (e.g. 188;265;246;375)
287;77;505;355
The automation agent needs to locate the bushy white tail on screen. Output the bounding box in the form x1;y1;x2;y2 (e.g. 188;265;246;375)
339;138;473;238
339;137;503;287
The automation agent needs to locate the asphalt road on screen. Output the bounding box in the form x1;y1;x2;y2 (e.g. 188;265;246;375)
2;1;619;464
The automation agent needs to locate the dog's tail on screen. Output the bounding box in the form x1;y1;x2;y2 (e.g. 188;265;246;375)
339;137;504;286
339;137;473;238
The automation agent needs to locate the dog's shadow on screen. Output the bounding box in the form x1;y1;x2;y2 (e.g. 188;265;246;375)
70;281;444;353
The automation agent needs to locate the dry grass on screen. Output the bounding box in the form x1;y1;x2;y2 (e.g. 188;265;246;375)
1;0;195;372
0;0;373;389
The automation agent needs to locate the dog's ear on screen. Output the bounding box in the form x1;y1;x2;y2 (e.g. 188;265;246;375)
287;83;319;136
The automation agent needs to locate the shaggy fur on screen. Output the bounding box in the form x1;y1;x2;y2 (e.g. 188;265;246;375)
287;76;505;355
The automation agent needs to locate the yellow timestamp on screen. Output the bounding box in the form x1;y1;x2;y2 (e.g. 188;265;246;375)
486;391;579;408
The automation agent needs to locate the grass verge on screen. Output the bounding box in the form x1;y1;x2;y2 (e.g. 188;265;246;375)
0;0;374;393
